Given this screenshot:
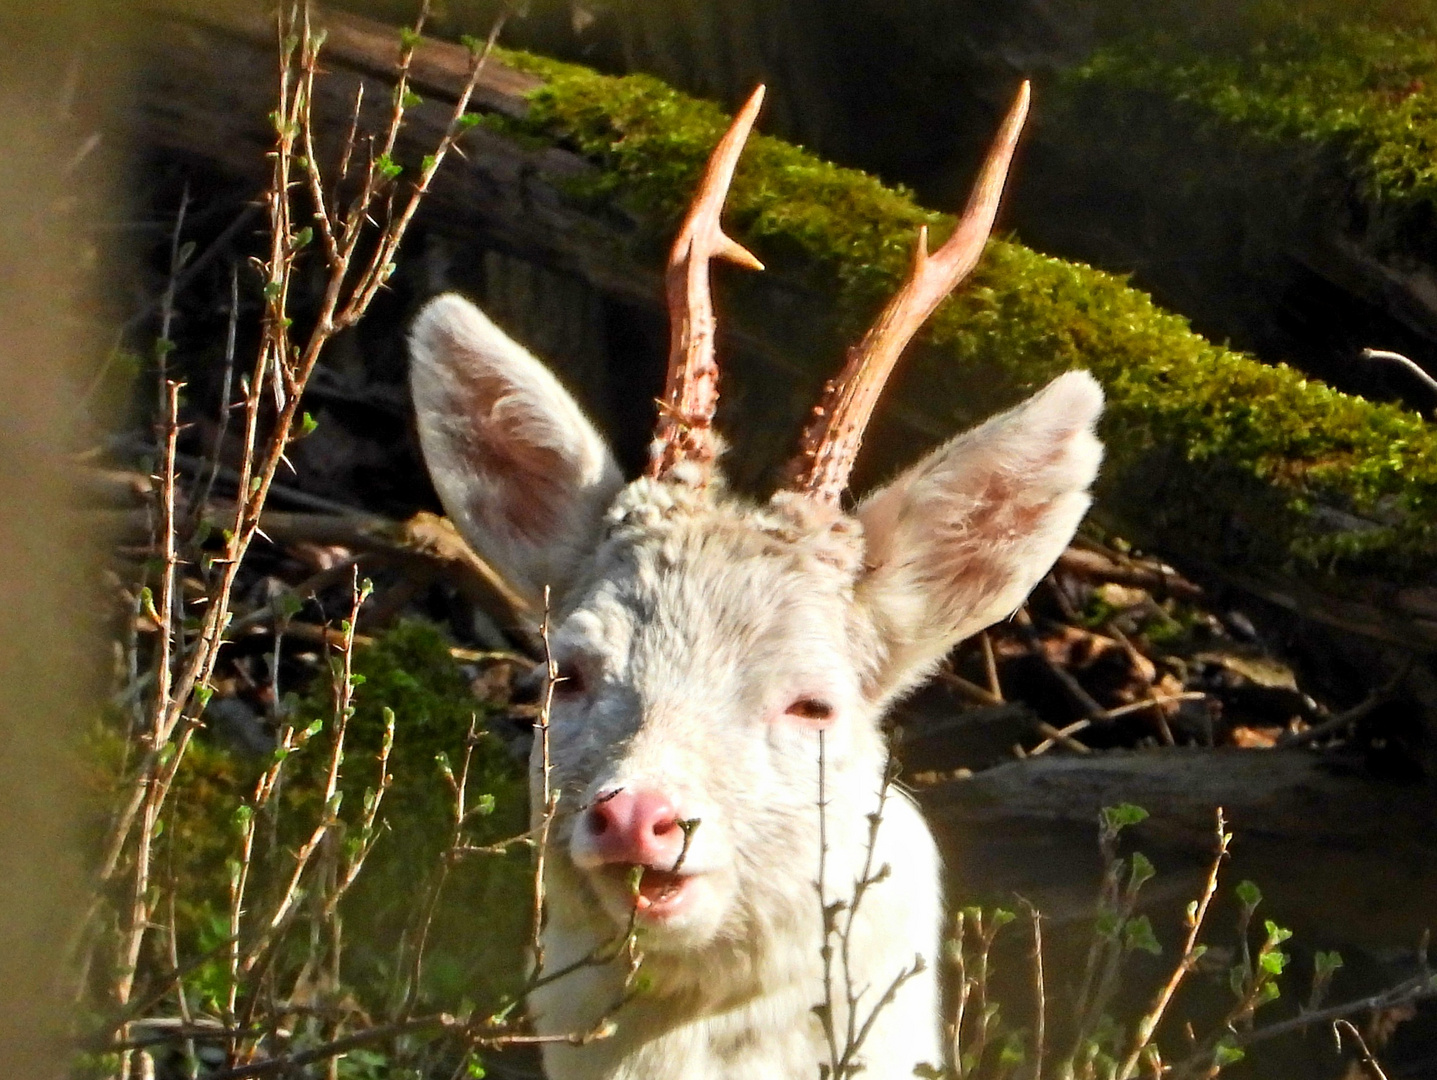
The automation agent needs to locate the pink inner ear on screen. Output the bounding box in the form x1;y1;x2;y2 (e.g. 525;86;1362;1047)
452;364;577;545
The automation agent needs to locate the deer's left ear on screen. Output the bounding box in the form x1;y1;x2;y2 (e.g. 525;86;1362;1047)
855;371;1103;700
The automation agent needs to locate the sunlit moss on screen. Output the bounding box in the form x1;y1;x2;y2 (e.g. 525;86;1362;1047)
489;50;1437;574
1069;21;1437;215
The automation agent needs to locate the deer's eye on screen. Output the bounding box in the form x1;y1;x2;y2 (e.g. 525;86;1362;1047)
552;660;588;697
785;697;834;724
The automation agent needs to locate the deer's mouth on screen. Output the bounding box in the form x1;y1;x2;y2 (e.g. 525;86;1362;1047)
634;866;689;912
593;864;701;924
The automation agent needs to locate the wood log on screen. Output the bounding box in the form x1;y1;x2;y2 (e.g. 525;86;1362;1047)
122;5;1437;652
918;748;1437;949
117;5;1437;790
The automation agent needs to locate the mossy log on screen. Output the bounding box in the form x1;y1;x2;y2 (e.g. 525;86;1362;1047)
130;5;1437;654
919;748;1437;949
1026;18;1437;409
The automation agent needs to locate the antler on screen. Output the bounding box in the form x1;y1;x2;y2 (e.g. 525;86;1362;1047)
786;81;1032;505
646;85;767;484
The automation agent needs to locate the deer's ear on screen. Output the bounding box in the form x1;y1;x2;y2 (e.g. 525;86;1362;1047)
409;293;624;608
856;371;1103;699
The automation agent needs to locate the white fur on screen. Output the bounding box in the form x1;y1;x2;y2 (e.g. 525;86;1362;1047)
409;294;624;606
408;294;1103;1080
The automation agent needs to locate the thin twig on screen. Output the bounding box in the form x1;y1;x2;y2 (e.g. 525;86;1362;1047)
1277;663;1409;748
1014;607;1109;723
1018;898;1045;1080
1334;1019;1391;1080
191;262;241;521
1117;808;1229;1080
1360;348;1437;399
532;585;560;977
980;631;1003;702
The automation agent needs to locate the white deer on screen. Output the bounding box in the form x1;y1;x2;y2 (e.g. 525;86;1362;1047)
409;82;1101;1080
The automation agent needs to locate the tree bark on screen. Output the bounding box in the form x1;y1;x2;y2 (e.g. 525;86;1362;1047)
918;748;1437;949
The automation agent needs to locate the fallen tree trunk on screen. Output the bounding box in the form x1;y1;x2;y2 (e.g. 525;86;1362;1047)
127;5;1437;653
917;748;1437;949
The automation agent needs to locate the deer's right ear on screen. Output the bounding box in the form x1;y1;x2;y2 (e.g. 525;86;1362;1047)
409;293;624;608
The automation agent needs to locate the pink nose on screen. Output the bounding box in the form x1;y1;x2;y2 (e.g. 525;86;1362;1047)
585;789;687;867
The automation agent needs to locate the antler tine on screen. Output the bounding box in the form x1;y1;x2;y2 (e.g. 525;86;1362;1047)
787;81;1032;505
647;85;767;484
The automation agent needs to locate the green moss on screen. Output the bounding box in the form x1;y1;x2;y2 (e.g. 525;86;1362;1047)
491;51;1437;574
1071;22;1437;215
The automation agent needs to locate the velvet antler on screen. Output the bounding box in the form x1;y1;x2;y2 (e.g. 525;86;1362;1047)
646;86;767;484
786;81;1031;505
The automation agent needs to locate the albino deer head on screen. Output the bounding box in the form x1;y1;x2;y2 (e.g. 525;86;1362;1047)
409;83;1101;1078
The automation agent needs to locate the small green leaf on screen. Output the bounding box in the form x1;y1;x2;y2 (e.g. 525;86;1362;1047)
459;33;483;55
402;89;423;109
375;153;403;181
1235;880;1262;910
1256;980;1281;1005
474;793;496;816
1263;919;1293;945
399;26;421;50
291;407;317;439
233;804;254;831
1101;803;1149;833
193;684;214;711
291;226;313;250
992;908;1017;928
1259;948;1288;976
457;112;483;130
1128;850;1156;890
998;1032;1026;1066
1124;915;1162;955
421;153;438;174
1213;1038;1245;1066
1314;950;1344;976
